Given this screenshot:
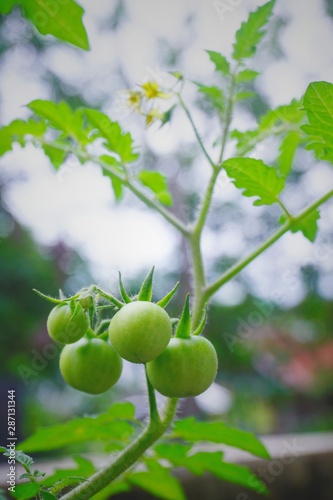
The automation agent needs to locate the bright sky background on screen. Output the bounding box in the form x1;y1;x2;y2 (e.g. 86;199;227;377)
1;0;333;307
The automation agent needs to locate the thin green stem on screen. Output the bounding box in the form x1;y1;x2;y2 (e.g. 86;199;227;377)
277;197;293;219
205;189;333;300
218;70;237;165
177;93;216;169
60;398;178;500
38;140;189;237
145;365;160;424
92;286;124;309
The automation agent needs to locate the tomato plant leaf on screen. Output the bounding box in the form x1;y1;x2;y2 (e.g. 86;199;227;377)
99;155;125;201
2;448;34;471
234;91;256;102
138;171;173;206
27;100;71;134
195;83;225;112
18;0;89;50
42;142;67;170
302;81;333;164
278;131;302;177
84;109;138;163
235;69;260;83
128;469;185;500
232;1;275;61
0;119;46;157
0;0;17;14
11;482;40;499
206;50;230;75
19;403;136;452
223;158;285;206
232;100;304;156
172;417;270;459
154;443;267;494
41;456;95;492
280;209;320;242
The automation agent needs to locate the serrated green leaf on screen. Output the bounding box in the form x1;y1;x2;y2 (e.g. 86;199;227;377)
236;69;260;83
19;403;135;452
0;118;46;156
28;100;71;133
206;50;230;75
234;91;256;101
155;443;267;494
11;482;40;500
195;83;225;112
138;266;155;302
138;171;172;206
223;158;285;206
42;142;67;170
0;0;17;14
280;209;320;242
84;109;138;163
18;0;89;50
278;131;301;177
41;456;95;493
233;1;275;61
172;417;270;459
2;449;34;471
232;100;304;156
99;155;125;201
302;81;333;164
129;469;185;500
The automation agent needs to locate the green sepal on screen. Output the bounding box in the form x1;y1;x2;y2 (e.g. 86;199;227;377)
156;281;180;308
192;307;207;336
33;289;66;304
137;266;155;302
118;272;132;303
33;289;79;304
175;294;191;339
69;300;84;321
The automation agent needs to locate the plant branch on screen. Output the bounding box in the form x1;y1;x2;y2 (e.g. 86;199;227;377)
218;71;237;165
177;93;216;169
204;189;333;300
60;398;178;500
276;197;293;219
38;140;189;237
145;365;160;424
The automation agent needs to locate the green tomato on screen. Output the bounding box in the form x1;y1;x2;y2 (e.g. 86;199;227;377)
47;303;88;344
146;336;218;398
108;301;172;363
59;337;122;395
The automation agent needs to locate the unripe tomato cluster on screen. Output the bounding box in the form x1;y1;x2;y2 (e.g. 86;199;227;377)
47;298;217;398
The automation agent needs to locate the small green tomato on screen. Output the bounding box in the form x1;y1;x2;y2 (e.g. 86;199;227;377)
108;301;172;363
146;335;218;398
47;303;88;344
59;337;122;394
